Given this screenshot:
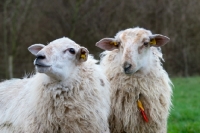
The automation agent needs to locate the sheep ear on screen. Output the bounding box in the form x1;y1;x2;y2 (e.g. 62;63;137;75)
149;34;170;47
28;44;45;56
96;38;119;51
76;47;89;62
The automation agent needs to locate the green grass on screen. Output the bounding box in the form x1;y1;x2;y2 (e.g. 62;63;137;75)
168;77;200;133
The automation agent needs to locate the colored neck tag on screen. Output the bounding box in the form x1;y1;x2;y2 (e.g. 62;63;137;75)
137;100;144;111
137;100;149;122
150;39;156;45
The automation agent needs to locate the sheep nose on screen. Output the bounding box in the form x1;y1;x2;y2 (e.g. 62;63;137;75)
36;54;46;60
34;54;51;67
123;62;132;73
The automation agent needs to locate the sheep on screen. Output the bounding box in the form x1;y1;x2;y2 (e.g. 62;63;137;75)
96;27;173;133
0;37;110;133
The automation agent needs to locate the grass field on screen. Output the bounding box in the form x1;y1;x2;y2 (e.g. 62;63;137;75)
168;77;200;133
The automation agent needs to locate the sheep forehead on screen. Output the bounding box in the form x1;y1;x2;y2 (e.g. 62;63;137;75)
47;37;80;51
116;28;152;46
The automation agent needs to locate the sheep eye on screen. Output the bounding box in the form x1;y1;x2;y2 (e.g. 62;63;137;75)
69;48;75;54
143;42;149;47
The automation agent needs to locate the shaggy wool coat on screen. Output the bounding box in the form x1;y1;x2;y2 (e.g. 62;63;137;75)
100;48;172;133
0;56;110;133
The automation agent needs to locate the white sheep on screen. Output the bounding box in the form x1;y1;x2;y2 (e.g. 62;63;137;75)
96;27;173;133
0;37;110;133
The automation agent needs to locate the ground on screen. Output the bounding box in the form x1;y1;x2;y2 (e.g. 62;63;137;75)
168;77;200;133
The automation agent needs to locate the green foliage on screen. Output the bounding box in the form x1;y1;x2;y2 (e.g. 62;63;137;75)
168;77;200;133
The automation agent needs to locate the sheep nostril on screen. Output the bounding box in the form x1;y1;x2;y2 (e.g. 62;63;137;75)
36;55;46;60
123;62;132;72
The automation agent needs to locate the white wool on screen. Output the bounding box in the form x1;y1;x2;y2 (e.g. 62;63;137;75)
98;27;172;133
0;38;110;133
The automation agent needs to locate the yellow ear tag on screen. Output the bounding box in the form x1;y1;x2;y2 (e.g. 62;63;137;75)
110;41;118;46
81;54;86;59
150;39;156;45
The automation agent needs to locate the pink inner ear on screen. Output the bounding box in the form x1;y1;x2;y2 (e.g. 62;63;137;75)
81;47;89;55
96;38;118;51
81;51;86;55
151;34;170;47
34;47;43;52
28;44;45;56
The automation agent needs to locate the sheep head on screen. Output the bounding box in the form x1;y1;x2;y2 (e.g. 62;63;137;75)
28;37;89;80
96;27;170;75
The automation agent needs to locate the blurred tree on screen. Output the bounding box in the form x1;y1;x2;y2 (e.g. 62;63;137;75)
2;0;33;78
0;0;200;79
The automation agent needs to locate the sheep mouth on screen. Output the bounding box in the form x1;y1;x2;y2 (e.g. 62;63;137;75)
124;71;134;75
124;69;139;75
34;59;51;67
35;63;51;67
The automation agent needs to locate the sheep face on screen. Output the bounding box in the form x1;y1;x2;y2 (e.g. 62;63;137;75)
28;37;88;80
96;27;170;75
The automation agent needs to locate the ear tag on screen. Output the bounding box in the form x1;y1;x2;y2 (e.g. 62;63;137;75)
81;53;86;59
150;39;156;45
110;41;118;46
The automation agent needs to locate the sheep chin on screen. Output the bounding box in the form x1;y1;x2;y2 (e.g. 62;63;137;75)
35;65;50;74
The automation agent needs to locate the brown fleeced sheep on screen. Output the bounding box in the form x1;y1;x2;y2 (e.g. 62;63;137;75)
0;37;110;133
96;27;173;133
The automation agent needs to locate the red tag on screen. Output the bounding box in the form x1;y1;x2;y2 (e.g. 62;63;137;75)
140;109;148;122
